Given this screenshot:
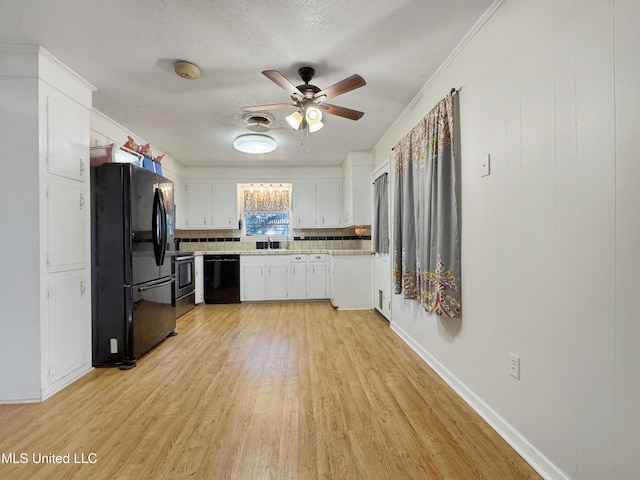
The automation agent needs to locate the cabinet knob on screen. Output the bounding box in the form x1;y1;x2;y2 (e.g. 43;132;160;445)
80;281;86;296
79;194;85;209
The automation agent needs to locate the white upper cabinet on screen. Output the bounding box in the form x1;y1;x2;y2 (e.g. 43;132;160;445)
211;182;238;229
293;183;318;227
317;183;341;227
186;182;238;229
46;93;90;182
186;183;212;228
172;176;187;230
293;182;341;228
342;152;372;226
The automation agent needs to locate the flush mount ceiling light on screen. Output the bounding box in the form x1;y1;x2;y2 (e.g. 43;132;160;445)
233;134;277;154
174;61;200;80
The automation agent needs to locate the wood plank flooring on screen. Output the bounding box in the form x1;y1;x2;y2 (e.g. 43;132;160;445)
0;302;541;479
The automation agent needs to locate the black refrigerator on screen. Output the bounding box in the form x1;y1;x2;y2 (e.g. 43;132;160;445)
91;163;176;369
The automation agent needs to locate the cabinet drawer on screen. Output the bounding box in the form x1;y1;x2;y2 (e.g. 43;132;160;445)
309;254;326;263
290;254;307;263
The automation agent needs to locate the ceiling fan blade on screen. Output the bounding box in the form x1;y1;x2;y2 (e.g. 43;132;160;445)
262;70;304;100
314;74;366;101
320;103;364;121
242;102;294;112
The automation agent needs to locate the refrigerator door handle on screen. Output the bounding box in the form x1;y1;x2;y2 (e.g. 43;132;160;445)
152;187;166;267
137;276;175;292
159;188;168;265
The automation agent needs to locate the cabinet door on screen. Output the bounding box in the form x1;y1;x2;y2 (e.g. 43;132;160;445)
342;174;353;226
242;264;266;301
266;264;289;300
211;183;238;229
186;184;212;228
48;181;88;272
194;256;204;304
307;262;327;299
289;263;308;299
47;273;90;384
317;183;341;227
351;165;372;225
293;184;317;227
47;94;89;182
173;177;187;229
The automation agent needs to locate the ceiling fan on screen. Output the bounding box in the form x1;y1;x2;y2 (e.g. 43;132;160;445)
242;67;366;132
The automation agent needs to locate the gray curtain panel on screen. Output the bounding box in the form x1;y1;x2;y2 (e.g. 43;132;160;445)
373;173;389;253
392;92;461;318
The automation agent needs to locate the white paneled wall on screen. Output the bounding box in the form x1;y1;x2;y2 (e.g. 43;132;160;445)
372;0;640;479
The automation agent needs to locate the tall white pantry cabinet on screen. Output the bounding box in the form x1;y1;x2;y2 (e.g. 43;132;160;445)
0;47;95;403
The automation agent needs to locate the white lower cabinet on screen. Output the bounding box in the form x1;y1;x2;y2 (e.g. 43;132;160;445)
46;273;90;387
289;256;308;299
329;254;372;310
240;253;370;307
308;254;327;299
241;256;289;301
242;254;331;302
242;263;267;301
266;264;289;300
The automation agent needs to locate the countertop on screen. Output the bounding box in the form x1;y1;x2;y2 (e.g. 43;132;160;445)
189;249;372;256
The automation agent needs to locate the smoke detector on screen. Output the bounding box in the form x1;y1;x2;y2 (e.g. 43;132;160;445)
174;61;200;80
243;113;274;132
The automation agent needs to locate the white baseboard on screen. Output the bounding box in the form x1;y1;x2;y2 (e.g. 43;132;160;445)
390;321;573;480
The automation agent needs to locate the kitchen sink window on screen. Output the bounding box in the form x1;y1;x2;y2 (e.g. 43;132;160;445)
242;184;291;236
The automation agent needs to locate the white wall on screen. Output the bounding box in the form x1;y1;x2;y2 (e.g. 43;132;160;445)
0;77;42;401
90;109;185;181
372;0;640;479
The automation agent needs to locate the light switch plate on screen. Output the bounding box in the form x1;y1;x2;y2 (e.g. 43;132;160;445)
481;153;490;177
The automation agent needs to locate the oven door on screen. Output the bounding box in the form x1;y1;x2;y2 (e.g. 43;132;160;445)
173;255;195;300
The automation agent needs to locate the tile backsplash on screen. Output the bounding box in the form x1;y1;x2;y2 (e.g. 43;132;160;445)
175;227;371;252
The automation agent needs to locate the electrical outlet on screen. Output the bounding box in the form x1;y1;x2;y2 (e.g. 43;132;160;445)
509;353;520;380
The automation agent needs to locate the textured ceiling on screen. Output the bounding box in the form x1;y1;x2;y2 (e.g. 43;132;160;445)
0;0;495;167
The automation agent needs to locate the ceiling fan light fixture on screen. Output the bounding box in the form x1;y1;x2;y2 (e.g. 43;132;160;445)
308;120;324;133
305;105;322;123
305;105;324;132
233;134;277;154
286;111;304;130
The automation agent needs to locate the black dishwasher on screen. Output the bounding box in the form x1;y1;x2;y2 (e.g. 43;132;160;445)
204;255;241;304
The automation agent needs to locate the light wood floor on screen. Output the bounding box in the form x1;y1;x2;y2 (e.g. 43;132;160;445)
0;302;541;480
